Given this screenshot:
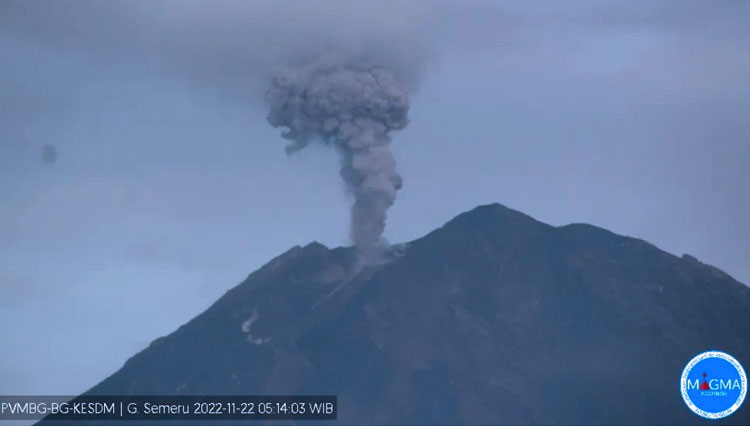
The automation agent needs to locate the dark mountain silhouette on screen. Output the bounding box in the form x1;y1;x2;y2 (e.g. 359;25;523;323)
83;203;750;424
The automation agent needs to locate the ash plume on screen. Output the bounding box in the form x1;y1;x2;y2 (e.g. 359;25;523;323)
266;58;409;263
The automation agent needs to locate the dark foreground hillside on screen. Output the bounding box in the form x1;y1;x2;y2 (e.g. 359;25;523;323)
76;204;750;424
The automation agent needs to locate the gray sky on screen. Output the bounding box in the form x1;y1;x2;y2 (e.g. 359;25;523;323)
1;0;749;395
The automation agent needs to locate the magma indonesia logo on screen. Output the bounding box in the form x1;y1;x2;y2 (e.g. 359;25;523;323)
681;351;747;419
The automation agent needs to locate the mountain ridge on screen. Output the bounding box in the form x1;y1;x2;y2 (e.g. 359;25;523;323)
78;202;750;424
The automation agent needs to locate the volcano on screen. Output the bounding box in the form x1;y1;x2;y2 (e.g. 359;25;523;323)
81;203;750;424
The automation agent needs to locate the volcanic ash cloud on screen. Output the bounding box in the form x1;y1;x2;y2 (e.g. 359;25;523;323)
266;60;409;263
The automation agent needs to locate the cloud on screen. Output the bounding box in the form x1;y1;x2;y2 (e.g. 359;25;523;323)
0;0;507;99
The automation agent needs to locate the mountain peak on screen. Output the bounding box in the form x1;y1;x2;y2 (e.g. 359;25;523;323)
302;241;329;251
81;203;750;425
446;202;545;228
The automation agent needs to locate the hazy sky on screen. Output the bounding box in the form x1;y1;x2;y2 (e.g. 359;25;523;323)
1;1;749;395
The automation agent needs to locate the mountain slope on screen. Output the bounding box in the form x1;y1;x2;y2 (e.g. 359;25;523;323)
85;203;750;424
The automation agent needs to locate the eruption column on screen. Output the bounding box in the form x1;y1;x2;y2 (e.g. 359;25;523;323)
266;61;409;263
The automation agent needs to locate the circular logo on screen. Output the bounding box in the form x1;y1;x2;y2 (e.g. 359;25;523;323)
681;351;747;419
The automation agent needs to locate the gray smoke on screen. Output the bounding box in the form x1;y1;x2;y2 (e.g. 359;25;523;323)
266;57;409;263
